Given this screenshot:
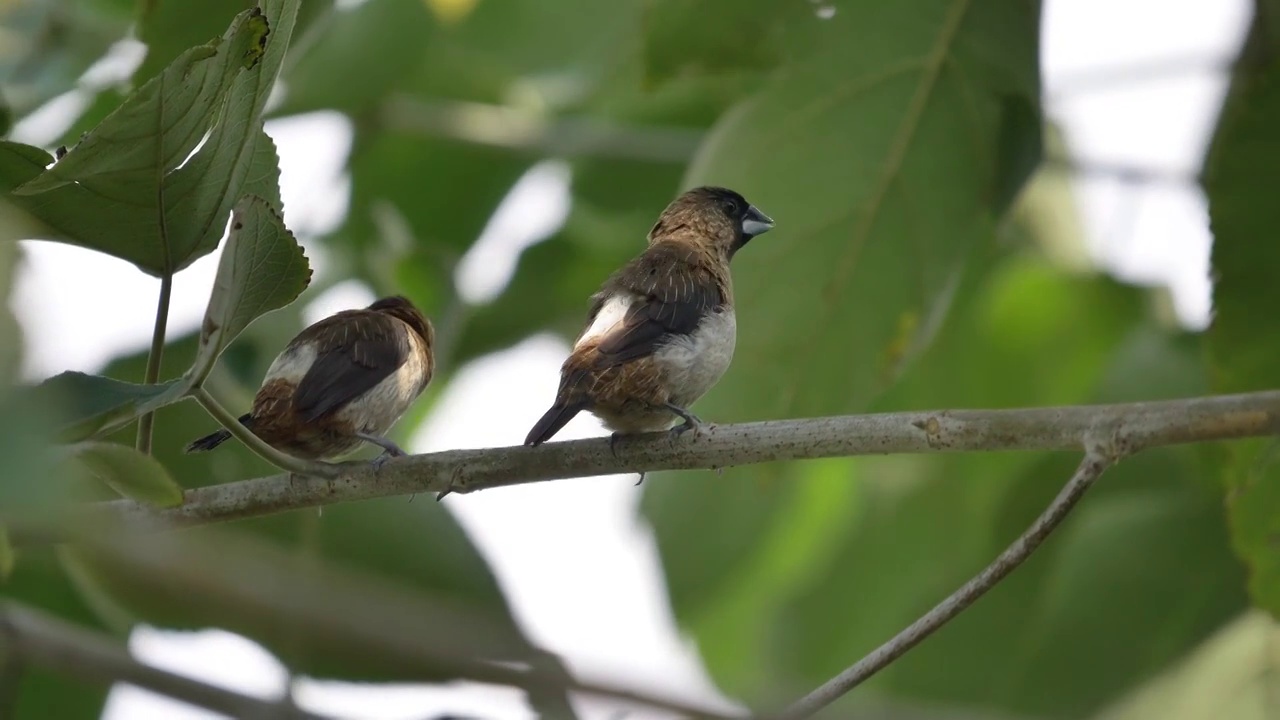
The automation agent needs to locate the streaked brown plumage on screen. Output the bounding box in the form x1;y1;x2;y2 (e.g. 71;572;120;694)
186;295;435;461
525;186;774;446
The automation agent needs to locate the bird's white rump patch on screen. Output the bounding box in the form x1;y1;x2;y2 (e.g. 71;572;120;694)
262;342;318;385
576;293;635;348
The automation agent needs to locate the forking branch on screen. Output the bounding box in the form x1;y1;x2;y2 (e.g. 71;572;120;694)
774;447;1119;719
6;389;1278;719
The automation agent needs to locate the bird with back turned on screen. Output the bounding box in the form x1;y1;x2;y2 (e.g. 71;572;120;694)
186;295;435;464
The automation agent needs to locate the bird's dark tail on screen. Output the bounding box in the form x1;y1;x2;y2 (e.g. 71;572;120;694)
185;413;253;453
524;403;585;446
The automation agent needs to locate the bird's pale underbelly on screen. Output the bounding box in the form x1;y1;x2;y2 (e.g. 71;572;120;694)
655;307;736;406
588;309;737;434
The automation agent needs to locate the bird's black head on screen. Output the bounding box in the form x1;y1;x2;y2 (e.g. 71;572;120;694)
650;186;775;259
368;295;434;347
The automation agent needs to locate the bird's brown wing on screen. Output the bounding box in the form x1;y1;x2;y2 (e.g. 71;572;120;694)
291;311;412;422
591;244;724;367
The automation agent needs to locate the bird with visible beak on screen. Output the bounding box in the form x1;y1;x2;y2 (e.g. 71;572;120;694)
186;295;435;463
524;186;774;447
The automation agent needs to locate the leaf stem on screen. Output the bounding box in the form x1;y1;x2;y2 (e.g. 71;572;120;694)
135;273;173;455
190;386;338;478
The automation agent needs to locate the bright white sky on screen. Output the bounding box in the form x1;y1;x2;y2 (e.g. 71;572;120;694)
4;0;1252;717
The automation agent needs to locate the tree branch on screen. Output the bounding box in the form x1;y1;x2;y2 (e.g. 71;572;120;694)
0;601;328;719
35;390;1276;535
774;446;1118;720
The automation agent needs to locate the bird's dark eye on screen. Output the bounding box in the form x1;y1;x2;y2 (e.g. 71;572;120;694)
722;198;741;216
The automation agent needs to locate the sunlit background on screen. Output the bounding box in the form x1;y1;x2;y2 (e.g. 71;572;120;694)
5;0;1251;717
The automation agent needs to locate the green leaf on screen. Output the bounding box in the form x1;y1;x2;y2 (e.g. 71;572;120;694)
190;194;312;384
19;372;186;443
642;2;1041;702
68;441;185;507
0;0;297;276
133;0;258;84
134;0;334;88
641;0;814;85
1203;8;1280;617
686;1;1041;419
15;11;267;195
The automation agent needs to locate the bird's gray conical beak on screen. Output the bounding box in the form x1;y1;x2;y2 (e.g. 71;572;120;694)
741;205;775;238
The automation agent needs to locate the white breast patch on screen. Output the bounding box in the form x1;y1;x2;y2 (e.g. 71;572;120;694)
576;294;635;348
654;308;737;405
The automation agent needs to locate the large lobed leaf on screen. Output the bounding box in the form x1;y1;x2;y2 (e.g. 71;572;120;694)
685;0;1042;417
642;0;1043;704
0;0;298;277
1203;1;1280;617
67;441;184;508
17;372;186;444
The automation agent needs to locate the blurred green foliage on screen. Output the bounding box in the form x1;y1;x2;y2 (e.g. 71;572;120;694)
1205;0;1280;622
1;0;1278;718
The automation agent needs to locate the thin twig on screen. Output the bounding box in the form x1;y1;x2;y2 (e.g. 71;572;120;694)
774;447;1118;720
18;389;1275;537
0;602;330;719
135;273;173;455
189;387;339;479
